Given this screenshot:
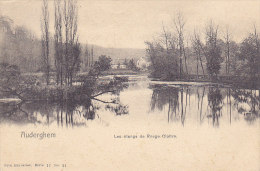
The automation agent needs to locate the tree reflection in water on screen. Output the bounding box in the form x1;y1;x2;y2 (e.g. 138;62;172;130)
0;92;129;127
207;87;223;127
149;84;259;126
231;88;259;123
150;84;186;125
1;81;259;127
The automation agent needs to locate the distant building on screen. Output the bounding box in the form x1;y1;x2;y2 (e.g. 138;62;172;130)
111;58;127;69
111;63;127;69
119;64;127;69
111;64;117;69
137;57;150;70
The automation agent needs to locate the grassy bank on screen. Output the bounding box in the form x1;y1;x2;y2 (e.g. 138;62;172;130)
1;71;129;102
150;74;260;89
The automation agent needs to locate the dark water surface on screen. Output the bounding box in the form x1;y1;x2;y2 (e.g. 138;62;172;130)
0;75;259;128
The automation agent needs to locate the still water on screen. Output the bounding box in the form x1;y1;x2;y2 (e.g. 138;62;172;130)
1;75;260;171
0;75;259;128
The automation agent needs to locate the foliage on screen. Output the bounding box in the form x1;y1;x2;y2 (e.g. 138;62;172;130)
0;63;41;99
95;55;112;71
0;63;21;92
127;59;139;71
204;23;223;78
145;15;259;85
53;0;81;86
237;34;260;79
145;41;179;79
0;15;41;72
87;55;112;79
225;41;240;75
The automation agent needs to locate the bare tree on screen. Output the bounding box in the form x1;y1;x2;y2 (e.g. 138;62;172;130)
160;22;172;75
174;12;188;78
161;22;171;52
54;0;81;86
63;0;81;85
192;29;205;77
41;0;50;85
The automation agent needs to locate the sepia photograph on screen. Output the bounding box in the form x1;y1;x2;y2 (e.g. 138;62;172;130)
0;0;259;170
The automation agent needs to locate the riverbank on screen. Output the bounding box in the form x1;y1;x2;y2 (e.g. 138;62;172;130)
0;73;129;102
150;74;260;89
1;72;259;171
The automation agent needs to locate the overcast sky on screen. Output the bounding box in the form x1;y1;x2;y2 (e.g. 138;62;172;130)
0;0;259;48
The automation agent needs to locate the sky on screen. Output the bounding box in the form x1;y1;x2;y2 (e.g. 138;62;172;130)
0;0;260;49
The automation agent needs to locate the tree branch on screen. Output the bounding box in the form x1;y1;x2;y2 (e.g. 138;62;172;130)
91;90;116;98
92;97;117;104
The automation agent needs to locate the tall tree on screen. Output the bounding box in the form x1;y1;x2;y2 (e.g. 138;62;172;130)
204;21;222;79
41;0;50;85
53;0;81;86
160;22;176;77
62;0;81;85
224;27;231;75
174;12;188;77
192;29;205;77
54;0;63;85
238;26;260;83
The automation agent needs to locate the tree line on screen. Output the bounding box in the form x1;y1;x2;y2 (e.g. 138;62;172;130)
146;13;260;84
42;0;137;86
41;0;81;86
0;16;42;72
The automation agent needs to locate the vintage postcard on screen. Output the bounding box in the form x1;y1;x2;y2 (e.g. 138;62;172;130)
0;0;259;170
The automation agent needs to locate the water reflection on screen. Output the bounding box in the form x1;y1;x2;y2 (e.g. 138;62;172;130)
0;94;129;127
232;89;260;123
149;84;259;126
207;87;223;126
0;76;259;128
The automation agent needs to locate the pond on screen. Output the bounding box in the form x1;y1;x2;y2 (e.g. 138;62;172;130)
1;75;259;171
0;75;259;128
